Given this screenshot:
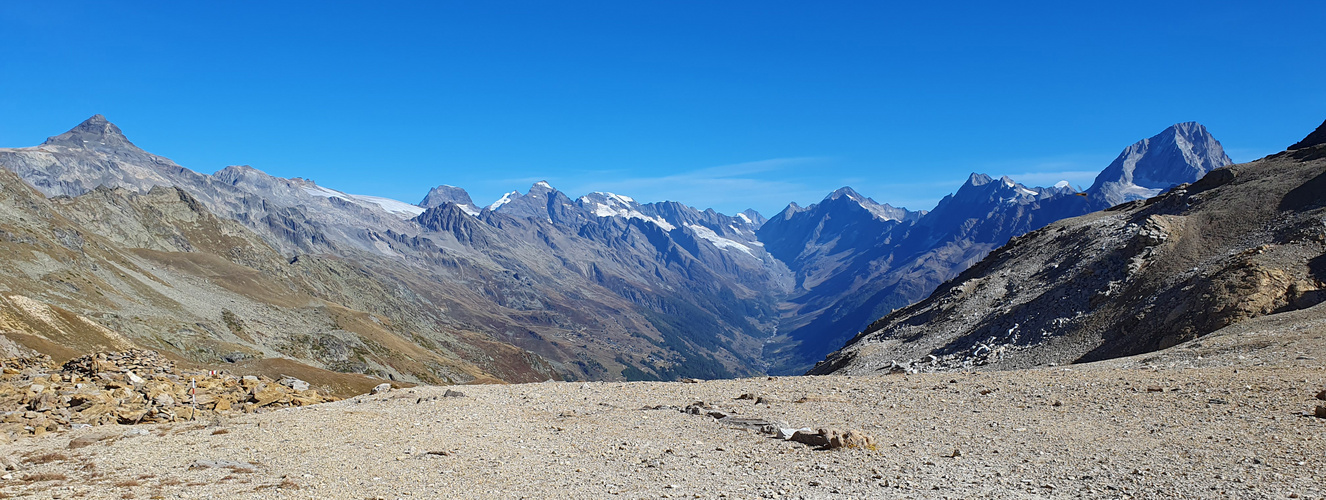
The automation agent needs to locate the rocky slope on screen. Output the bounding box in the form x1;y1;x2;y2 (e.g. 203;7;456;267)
812;125;1326;375
0;163;559;385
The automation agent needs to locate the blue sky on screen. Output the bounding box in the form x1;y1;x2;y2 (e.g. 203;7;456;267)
1;1;1323;216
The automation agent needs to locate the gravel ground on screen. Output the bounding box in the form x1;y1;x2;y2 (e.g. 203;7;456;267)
1;339;1323;499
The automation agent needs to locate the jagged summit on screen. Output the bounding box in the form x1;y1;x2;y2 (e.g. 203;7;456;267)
1289;118;1326;150
1085;122;1232;207
42;114;138;151
821;186;913;222
964;173;994;187
419;185;476;210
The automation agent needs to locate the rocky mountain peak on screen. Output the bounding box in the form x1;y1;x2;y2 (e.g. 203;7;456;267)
41;114;138;151
964;173;995;187
1289;118;1326;150
419;185;475;209
529;180;555;194
826;186;864;202
1085;122;1232;207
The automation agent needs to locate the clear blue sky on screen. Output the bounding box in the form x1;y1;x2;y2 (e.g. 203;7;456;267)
1;1;1322;216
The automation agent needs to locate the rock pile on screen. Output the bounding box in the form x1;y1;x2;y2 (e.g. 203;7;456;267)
0;350;340;439
672;398;877;451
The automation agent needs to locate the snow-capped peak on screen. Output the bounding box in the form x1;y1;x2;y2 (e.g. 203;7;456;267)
488;191;520;211
1054;180;1072;189
578;192;674;230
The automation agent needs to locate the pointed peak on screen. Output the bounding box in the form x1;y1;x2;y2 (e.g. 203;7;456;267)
964;173;994;187
529;180;555;194
826;186;863;201
43;114;136;149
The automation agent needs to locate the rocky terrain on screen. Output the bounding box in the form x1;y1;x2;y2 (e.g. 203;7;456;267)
0;348;345;438
0;314;1319;498
812;121;1326;376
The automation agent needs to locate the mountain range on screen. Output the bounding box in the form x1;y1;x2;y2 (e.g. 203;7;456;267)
812;119;1326;375
0;115;1233;382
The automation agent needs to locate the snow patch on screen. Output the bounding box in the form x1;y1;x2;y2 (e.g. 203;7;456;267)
1054;180;1072;189
302;186;426;218
685;224;753;256
735;212;752;224
347;195;426;217
582;192;674;230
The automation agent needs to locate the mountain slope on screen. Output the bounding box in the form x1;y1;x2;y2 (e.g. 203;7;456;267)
812;124;1326;375
0;165;558;385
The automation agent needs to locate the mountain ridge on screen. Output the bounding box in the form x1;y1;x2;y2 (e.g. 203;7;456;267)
0;114;1246;383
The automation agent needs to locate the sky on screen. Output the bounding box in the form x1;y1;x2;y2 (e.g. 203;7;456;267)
1;1;1323;216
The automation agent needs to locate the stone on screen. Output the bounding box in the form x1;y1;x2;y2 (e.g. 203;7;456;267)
125;371;146;385
251;384;286;407
1317;389;1325;401
790;429;832;448
828;429;876;450
371;383;393;395
154;393;176;407
442;389;465;398
279;377;310;392
241;376;261;389
1315;406;1326;419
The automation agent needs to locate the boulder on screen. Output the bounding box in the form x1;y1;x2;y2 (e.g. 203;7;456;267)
279;377;310;392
